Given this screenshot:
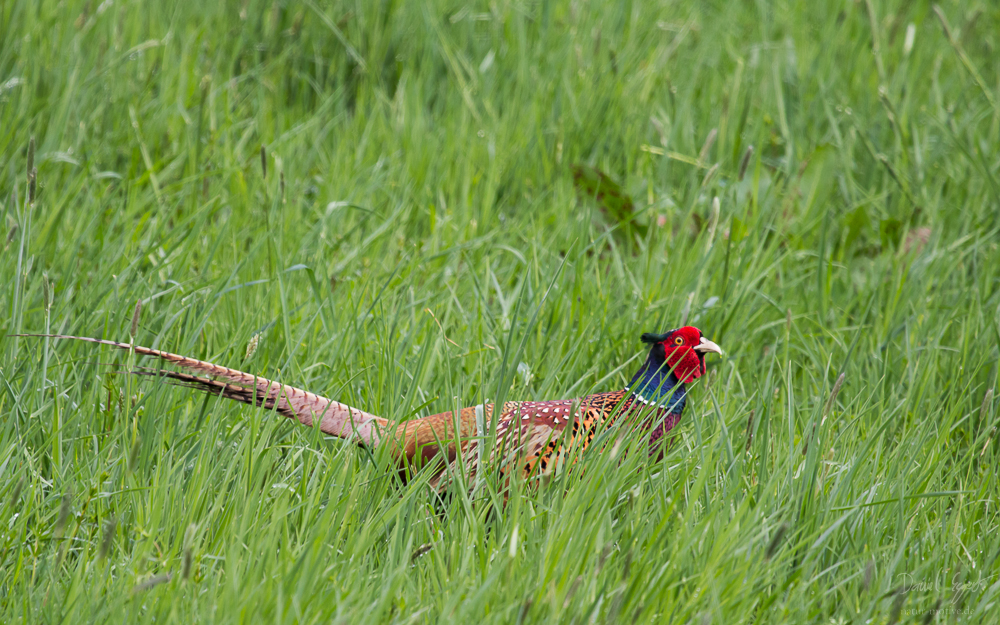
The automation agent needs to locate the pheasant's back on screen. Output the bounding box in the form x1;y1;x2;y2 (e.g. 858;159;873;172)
497;390;665;476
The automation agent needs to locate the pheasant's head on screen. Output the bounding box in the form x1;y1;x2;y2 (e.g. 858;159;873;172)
640;326;723;384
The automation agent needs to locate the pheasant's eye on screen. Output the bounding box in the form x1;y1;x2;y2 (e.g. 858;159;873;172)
674;337;684;346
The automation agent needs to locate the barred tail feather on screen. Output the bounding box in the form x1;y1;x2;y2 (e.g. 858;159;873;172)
16;334;388;447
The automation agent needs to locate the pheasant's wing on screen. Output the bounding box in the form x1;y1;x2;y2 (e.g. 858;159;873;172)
429;391;632;487
503;392;634;477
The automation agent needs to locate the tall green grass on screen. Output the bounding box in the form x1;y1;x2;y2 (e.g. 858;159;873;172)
2;0;999;622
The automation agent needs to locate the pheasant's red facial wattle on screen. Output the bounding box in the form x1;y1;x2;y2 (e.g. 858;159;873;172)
660;326;723;384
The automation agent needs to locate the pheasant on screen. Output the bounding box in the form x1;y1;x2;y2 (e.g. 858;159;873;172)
24;326;721;486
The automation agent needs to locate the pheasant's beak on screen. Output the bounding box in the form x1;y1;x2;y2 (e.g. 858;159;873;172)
694;337;723;356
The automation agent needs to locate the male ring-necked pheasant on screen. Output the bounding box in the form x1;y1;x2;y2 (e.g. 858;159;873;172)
27;327;721;485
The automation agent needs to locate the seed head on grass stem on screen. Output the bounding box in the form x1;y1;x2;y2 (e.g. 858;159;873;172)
182;523;197;579
133;574;172;594
518;599;533;623
822;373;846;424
698;128;717;163
887;588;905;625
98;516;116;559
804;373;845;455
27;136;35;181
9;477;24;510
921;600;940;625
410;543;433;562
765;522;788;560
55;492;72;538
701;163;719;188
980;387;995;457
43;275;51;311
128;437;141;473
704;197;720;252
130;299;142;338
738;145;754;181
562;576;583;608
980;388;993;424
245;333;260;361
862;558;874;591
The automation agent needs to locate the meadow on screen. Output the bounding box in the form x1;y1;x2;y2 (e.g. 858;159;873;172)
2;0;999;622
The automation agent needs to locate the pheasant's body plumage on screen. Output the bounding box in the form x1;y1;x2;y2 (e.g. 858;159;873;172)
21;327;721;489
498;392;675;475
406;391;679;488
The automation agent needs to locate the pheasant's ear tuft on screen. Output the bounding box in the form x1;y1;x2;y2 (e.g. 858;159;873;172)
641;330;675;344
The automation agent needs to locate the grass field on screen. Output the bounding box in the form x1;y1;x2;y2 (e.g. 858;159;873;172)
3;0;1000;622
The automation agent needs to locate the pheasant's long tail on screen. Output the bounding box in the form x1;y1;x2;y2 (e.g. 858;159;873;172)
15;334;389;447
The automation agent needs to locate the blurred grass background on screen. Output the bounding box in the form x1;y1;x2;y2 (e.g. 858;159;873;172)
2;0;999;622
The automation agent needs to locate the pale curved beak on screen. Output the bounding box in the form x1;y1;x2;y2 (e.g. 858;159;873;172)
694;337;723;356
